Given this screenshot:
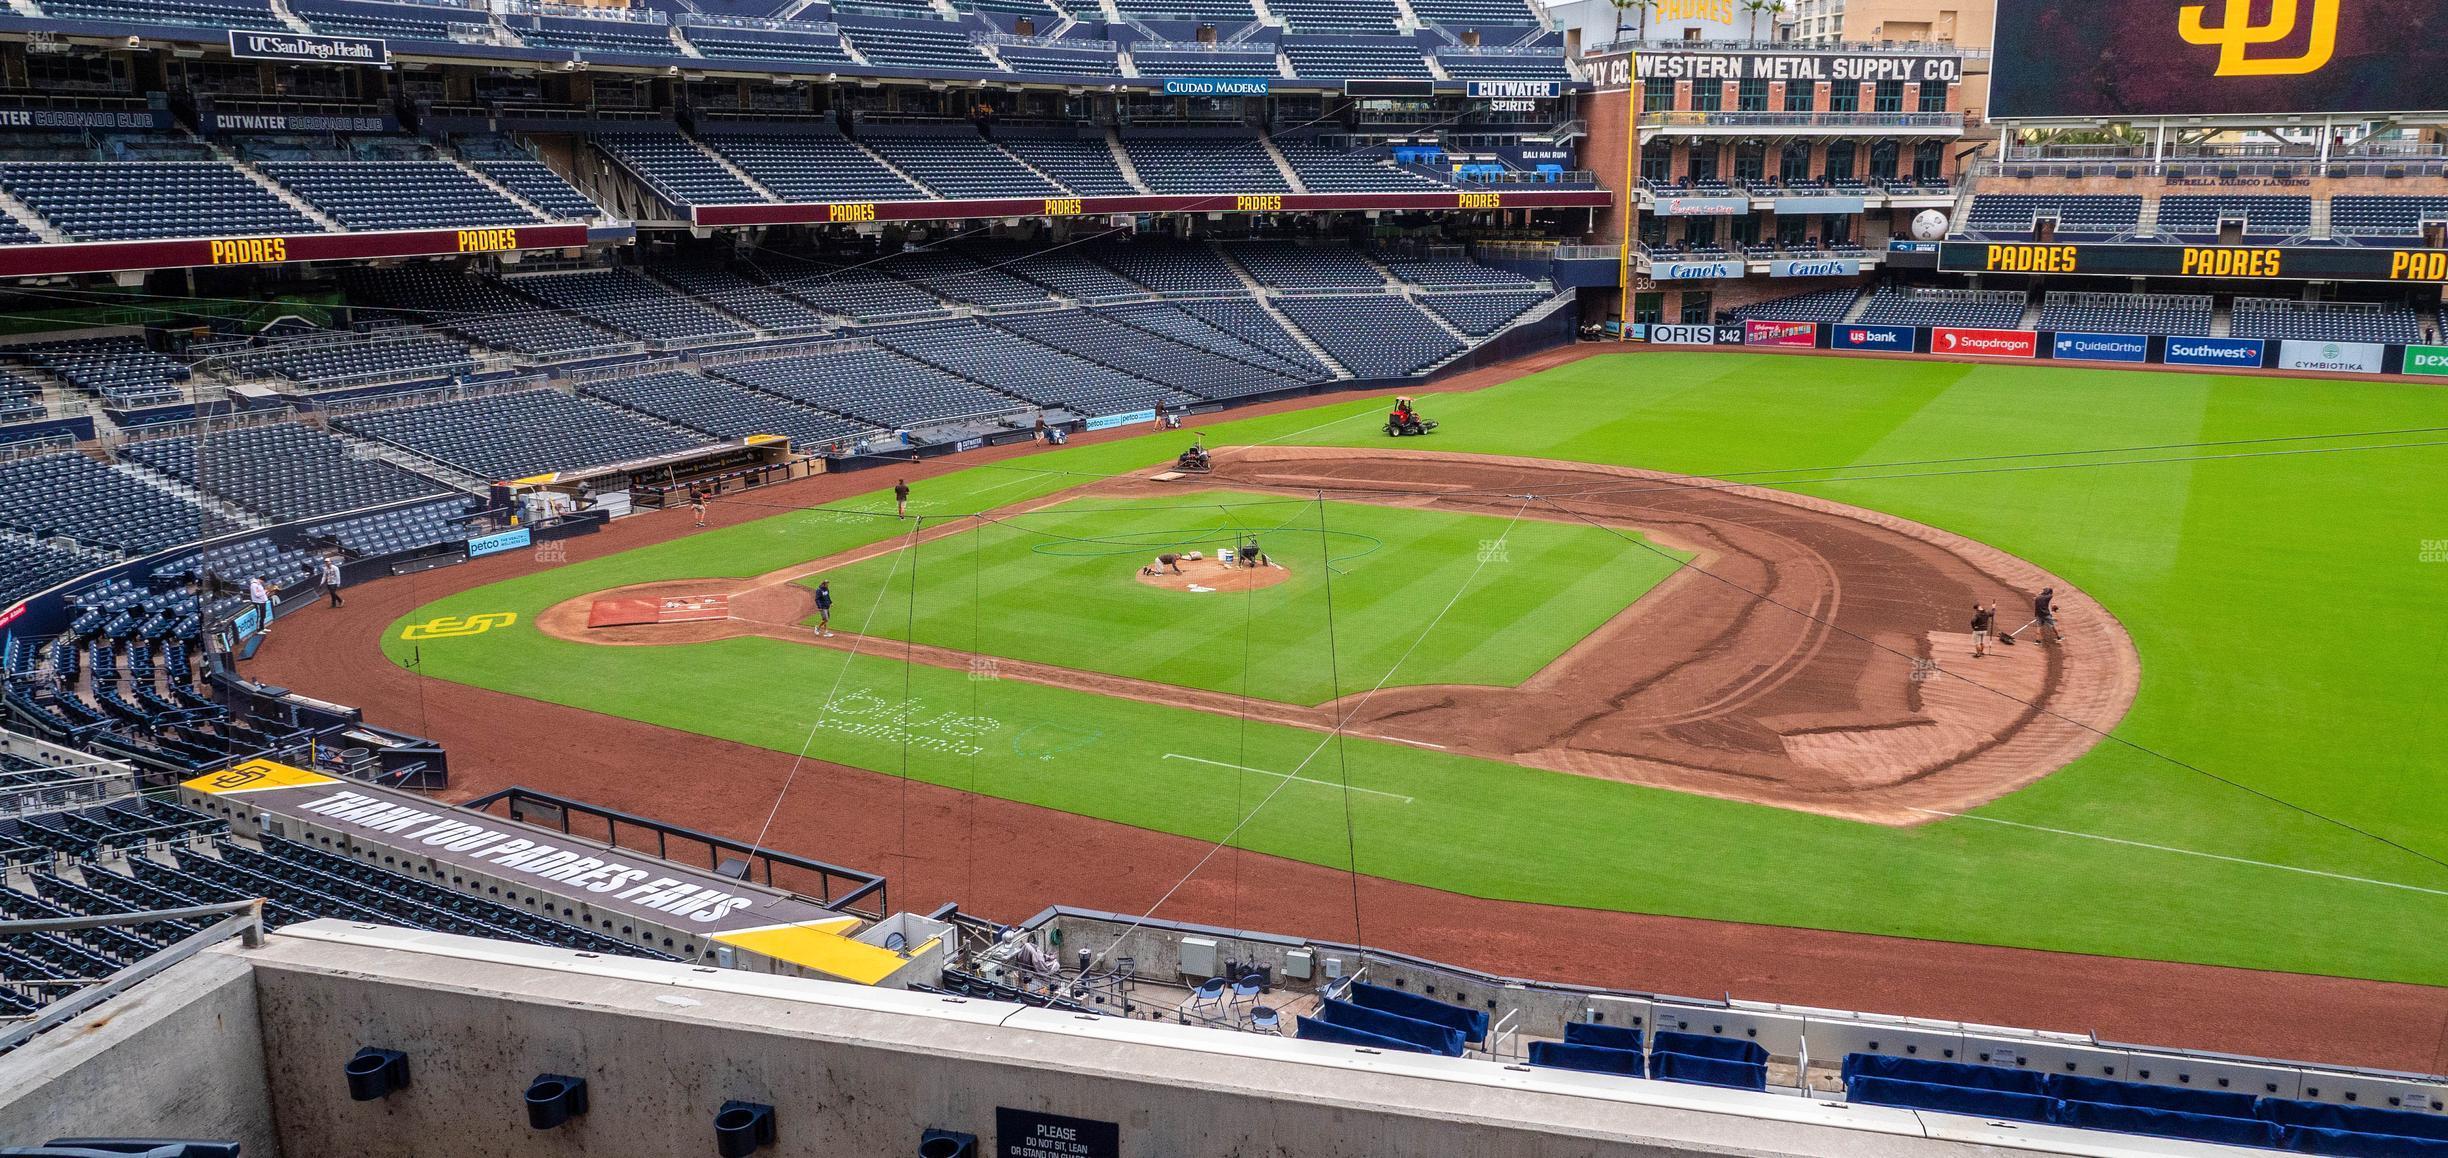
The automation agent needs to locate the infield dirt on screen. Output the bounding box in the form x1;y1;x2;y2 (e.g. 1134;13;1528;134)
536;445;2139;824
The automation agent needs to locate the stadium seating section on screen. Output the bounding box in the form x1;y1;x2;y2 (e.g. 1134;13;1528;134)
1842;1053;2448;1155
1726;287;1863;325
506;269;753;346
1962;194;2143;239
1274;295;1465;378
995;134;1138;196
2232;298;2423;344
119;423;449;522
598;133;766;206
0;797;681;991
2155;195;2311;240
2037;292;2214;337
581;369;872;449
1856;287;2028;329
332;387;705;480
259;160;544;231
0;162;318;242
2331;195;2448;240
0;453;210;555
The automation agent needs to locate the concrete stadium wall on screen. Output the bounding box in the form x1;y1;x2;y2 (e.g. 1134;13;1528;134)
232;924;2062;1158
0;951;280;1156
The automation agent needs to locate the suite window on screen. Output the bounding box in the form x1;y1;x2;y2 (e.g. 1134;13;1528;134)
1874;79;1905;112
1829;84;1859;112
1780;141;1813;182
1784;82;1816;113
1918;82;1950;113
1738;78;1769;112
1644;77;1675;113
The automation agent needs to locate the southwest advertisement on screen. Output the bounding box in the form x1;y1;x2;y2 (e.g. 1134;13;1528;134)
1992;0;2448;119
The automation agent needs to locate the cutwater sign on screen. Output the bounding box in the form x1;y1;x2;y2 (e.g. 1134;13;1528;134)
2163;336;2265;368
466;528;532;558
1466;80;1561;99
227;29;388;65
2051;331;2149;363
1161;78;1271;96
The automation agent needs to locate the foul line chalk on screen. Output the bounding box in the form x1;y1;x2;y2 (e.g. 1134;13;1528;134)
1909;808;2448;897
1163;753;1413;803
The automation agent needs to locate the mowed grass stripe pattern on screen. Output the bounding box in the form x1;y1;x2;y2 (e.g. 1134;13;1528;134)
809;491;1683;705
385;355;2448;985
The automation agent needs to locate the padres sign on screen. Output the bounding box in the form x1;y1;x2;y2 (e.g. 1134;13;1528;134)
1993;0;2448;118
401;612;518;640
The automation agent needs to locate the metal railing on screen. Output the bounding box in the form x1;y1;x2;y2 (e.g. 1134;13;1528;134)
675;11;837;33
1645;110;1962;130
0;900;265;1055
463;786;889;917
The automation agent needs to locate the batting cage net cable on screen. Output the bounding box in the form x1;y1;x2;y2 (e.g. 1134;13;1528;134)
1076;493;1539;977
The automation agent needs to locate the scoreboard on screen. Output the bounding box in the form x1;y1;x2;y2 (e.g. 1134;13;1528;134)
1941;242;2448;284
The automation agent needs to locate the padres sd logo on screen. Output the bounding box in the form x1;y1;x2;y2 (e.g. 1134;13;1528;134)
401;612;518;640
2179;0;2338;77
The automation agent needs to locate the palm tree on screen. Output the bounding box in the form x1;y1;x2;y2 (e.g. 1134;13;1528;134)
1742;0;1790;41
1608;0;1658;45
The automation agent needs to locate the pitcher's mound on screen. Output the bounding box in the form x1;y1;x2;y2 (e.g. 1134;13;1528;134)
1133;555;1291;594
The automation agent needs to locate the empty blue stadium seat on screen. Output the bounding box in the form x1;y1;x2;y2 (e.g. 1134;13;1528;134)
1313;997;1465;1056
0;161;321;242
1529;1040;1645;1077
1561;1021;1645;1052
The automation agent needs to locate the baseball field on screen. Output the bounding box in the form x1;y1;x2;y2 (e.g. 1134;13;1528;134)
378;351;2448;988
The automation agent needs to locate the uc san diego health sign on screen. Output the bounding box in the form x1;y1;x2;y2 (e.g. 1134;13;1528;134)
227;29;388;65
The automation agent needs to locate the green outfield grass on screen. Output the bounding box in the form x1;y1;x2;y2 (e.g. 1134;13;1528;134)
384;352;2448;986
803;490;1684;705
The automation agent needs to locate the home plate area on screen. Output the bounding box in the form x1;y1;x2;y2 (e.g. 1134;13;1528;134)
586;594;733;629
1132;554;1291;594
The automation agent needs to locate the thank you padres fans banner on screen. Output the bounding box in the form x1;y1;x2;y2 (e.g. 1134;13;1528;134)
1993;0;2448;118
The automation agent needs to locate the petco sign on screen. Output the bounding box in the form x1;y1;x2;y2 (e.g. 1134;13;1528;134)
1833;324;1915;351
1744;319;1818;348
1648;324;1718;345
1933;327;2038;359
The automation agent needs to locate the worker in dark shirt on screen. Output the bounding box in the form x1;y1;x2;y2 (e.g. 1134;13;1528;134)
2031;587;2061;645
1971;603;1996;657
894;479;911;519
815;581;835;638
